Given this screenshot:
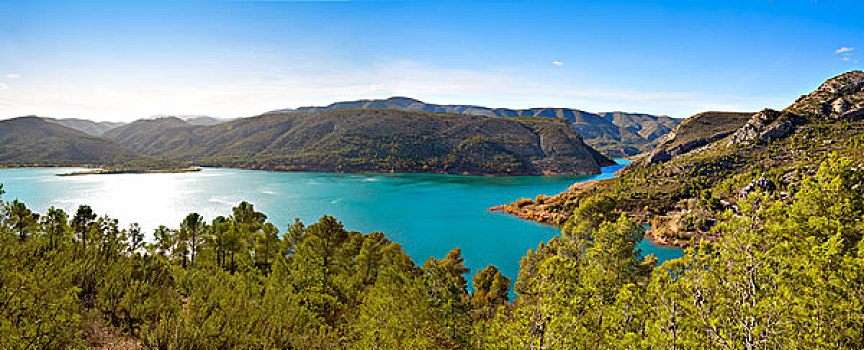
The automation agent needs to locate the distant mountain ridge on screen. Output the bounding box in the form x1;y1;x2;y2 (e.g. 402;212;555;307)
42;118;126;136
0;110;614;175
267;96;681;157
0;116;169;167
39;115;228;137
101;109;615;175
102;117;200;157
25;97;677;157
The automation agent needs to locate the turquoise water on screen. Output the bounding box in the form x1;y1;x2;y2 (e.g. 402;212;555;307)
0;161;681;289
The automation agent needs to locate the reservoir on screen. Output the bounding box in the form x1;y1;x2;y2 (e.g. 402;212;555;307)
0;160;682;286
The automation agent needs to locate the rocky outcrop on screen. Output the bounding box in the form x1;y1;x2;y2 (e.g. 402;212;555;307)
788;70;864;119
488;201;566;226
726;71;864;148
644;129;736;164
630;111;752;168
725;109;800;146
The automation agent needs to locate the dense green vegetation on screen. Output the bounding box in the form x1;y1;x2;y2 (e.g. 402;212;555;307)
2;152;864;348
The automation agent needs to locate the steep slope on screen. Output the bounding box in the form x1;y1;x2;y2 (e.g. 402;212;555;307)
493;71;864;245
0;117;161;167
266;96;681;157
630;111;754;166
108;109;615;175
43;118;125;136
103;117;199;155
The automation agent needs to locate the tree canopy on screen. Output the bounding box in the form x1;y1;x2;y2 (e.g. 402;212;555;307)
1;156;863;348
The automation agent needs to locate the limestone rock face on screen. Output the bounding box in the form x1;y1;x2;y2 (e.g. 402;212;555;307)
725;109;799;146
629;111;752;168
725;71;864;148
725;114;764;146
832;97;850;115
759;119;794;139
788;70;864;119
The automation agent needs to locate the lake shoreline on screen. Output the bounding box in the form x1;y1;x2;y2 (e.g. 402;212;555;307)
191;163;610;177
488;170;689;248
489;202;688;248
3;162;614;177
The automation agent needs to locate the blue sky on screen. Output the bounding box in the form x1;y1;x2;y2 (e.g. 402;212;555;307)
0;0;862;121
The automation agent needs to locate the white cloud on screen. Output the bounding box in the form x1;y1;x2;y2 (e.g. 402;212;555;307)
552;61;565;67
842;57;852;61
836;47;854;54
5;74;20;79
0;83;7;90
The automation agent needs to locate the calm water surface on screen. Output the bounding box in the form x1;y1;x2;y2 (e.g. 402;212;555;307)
0;160;681;286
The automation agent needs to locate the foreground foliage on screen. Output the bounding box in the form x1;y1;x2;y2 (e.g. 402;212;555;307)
1;156;863;349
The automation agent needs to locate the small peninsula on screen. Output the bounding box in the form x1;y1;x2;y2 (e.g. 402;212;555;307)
56;167;202;177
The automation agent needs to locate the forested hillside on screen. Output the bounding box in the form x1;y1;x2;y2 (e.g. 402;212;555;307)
0;116;177;169
0;111;613;175
101;117;201;158
266;96;681;157
2;151;863;348
104;109;615;175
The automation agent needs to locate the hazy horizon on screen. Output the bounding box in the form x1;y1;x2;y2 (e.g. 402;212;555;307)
1;0;862;122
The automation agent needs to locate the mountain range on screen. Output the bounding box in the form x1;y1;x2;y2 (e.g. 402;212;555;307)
268;97;681;157
22;98;679;158
40;115;231;137
0;110;614;175
42;118;126;137
0;116;172;168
